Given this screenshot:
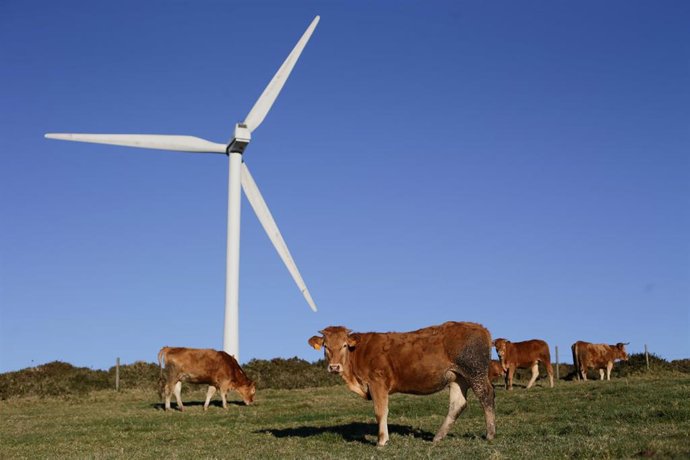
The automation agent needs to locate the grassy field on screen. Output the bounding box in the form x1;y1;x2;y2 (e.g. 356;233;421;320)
1;375;688;459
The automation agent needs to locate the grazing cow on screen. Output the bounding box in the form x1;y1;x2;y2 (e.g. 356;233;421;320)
571;341;629;381
493;338;554;390
308;322;496;447
158;347;256;411
488;359;505;383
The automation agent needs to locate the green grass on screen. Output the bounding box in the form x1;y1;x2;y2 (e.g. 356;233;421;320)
1;375;688;459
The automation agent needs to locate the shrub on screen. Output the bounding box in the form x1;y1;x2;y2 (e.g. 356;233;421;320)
2;353;686;399
615;353;684;377
243;357;340;389
108;361;160;391
0;361;110;399
0;357;340;399
670;358;690;373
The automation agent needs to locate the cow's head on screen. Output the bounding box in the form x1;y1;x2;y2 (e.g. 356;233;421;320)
493;338;509;362
308;326;358;375
615;342;629;361
237;381;257;405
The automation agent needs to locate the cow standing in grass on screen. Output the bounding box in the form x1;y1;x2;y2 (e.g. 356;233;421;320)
308;321;496;447
488;359;505;384
571;341;629;381
493;338;554;390
158;347;256;411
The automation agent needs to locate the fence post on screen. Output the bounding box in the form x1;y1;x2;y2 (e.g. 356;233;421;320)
116;357;120;391
555;346;560;381
644;344;650;371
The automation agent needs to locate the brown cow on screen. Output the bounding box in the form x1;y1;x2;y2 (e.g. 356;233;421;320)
493;338;554;390
571;341;629;381
308;322;496;447
158;347;256;411
488;359;505;383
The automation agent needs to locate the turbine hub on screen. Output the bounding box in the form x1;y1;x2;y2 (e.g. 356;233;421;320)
228;123;251;154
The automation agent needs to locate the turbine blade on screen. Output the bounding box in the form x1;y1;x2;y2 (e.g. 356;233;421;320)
243;16;320;133
241;163;318;312
45;133;227;153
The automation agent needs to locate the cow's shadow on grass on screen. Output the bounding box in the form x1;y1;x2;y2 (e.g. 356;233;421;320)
257;422;434;444
151;400;244;411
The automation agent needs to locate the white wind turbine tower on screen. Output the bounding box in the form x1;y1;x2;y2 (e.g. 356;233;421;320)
45;16;321;361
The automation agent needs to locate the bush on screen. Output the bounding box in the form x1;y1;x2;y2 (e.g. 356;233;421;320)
244;357;340;390
108;361;160;391
670;359;690;373
0;357;340;399
615;353;686;377
0;361;111;399
2;353;686;399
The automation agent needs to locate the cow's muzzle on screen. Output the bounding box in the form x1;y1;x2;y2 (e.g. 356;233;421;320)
328;364;343;374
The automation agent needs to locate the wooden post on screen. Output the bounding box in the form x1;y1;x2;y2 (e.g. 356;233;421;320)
116;357;120;391
555;346;560;381
644;344;650;371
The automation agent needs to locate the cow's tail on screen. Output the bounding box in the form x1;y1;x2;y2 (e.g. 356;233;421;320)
157;347;169;398
571;343;580;381
157;347;168;374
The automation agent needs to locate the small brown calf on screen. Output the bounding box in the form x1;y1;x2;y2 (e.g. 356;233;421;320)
158;347;255;411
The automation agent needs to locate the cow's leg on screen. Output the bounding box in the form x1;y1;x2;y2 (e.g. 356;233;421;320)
572;346;580;381
470;376;496;440
526;363;539;389
173;381;184;411
433;380;469;442
204;386;216;411
599;369;605;380
581;366;588;381
369;385;390;447
162;368;176;411
545;361;554;388
164;381;172;411
506;365;515;390
606;362;613;381
220;386;228;409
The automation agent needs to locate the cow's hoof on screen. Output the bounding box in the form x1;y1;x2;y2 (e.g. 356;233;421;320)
177;407;185;412
432;435;444;443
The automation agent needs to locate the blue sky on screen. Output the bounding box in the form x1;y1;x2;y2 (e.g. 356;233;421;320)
1;1;688;372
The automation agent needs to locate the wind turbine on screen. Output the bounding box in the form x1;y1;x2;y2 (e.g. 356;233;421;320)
45;16;321;361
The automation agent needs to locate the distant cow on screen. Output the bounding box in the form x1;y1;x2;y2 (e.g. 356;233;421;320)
158;347;256;411
493;338;554;390
571;341;629;381
488;359;505;383
308;322;496;447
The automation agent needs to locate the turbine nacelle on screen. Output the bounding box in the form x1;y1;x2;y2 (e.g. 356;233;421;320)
228;123;252;154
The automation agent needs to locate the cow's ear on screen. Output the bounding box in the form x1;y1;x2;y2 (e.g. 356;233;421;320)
346;333;359;348
308;336;324;350
491;340;496;346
